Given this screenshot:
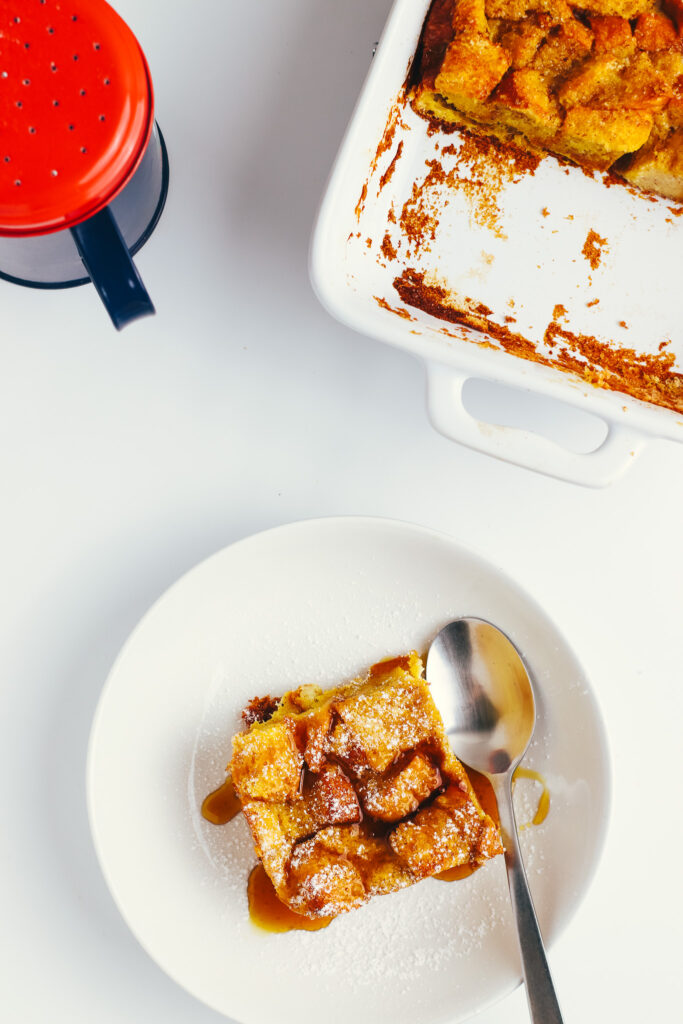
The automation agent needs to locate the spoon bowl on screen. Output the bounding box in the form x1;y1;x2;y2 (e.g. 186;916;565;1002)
427;617;564;1024
426;616;536;774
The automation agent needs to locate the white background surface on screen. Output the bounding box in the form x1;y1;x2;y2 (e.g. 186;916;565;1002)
0;2;681;1022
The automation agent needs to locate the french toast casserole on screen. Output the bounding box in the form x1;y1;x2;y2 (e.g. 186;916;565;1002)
230;653;502;920
412;0;683;198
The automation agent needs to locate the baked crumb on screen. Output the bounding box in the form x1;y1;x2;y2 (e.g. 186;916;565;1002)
582;229;608;270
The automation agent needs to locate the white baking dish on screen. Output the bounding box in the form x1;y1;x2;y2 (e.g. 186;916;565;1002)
310;0;683;486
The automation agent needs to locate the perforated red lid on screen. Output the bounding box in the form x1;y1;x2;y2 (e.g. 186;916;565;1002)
0;0;154;237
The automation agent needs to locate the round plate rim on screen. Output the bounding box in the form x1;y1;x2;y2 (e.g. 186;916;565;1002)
87;514;612;1024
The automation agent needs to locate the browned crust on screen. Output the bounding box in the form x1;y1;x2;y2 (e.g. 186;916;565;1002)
394;268;683;411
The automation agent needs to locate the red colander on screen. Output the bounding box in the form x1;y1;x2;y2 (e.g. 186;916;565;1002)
0;0;160;328
0;0;154;236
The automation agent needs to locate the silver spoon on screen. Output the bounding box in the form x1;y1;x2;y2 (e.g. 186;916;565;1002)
426;617;563;1024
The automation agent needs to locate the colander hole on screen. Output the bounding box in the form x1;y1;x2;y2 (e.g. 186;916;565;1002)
24;43;30;50
98;114;105;121
79;88;86;96
22;78;30;86
1;72;7;78
15;100;22;108
104;78;110;85
47;27;55;35
93;43;101;50
52;99;59;107
50;169;58;176
4;156;10;163
80;146;87;154
73;54;79;61
13;16;20;24
68;123;74;130
14;179;21;186
50;63;57;71
71;15;78;21
28;126;36;134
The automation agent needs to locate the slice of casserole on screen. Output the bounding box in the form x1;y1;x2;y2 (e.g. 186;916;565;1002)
412;0;683;198
230;653;502;919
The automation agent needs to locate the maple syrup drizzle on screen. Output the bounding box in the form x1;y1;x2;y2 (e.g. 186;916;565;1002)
201;778;333;932
201;775;242;825
512;767;550;828
465;765;500;826
247;863;333;933
435;765;549;882
201;766;549;923
436;862;479;881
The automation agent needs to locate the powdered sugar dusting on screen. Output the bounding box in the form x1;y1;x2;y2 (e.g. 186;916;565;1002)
91;521;610;1024
188;645;561;997
154;519;608;1024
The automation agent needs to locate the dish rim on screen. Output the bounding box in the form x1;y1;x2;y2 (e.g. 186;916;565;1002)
310;0;683;448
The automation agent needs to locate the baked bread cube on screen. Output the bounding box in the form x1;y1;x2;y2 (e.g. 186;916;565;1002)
558;106;654;167
619;124;683;196
230;653;502;919
412;0;683;197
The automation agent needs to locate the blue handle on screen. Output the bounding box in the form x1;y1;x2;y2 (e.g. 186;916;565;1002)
70;206;155;330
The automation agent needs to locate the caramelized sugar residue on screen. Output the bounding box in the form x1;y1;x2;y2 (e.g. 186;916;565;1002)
397;133;541;253
354;181;368;222
394;268;683;413
395;268;542;362
378;141;404;194
449;134;540;234
356;98;408;220
381;232;398;261
201;776;242;826
400;160;448;253
374;295;414;319
372;100;406;170
248;863;333;933
582;229;608;270
543;321;681;406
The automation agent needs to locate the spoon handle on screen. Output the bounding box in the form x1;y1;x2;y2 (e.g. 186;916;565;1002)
491;774;564;1024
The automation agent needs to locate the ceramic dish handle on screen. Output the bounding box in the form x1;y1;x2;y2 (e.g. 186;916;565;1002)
426;363;644;487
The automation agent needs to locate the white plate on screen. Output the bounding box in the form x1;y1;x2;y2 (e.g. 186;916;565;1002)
87;517;610;1024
